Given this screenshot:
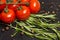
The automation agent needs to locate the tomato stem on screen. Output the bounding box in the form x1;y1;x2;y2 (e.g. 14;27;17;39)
25;2;30;6
18;6;22;10
4;6;9;13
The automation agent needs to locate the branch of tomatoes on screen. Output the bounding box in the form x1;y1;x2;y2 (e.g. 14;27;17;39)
0;0;41;23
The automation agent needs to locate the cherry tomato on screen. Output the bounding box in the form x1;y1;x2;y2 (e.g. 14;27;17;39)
1;8;15;23
29;0;41;13
16;6;30;20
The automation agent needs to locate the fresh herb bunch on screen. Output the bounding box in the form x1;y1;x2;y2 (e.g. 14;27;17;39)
8;13;60;40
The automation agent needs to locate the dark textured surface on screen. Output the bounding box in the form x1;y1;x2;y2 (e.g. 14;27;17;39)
0;0;60;40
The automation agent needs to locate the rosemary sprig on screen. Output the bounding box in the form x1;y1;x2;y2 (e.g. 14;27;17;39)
8;14;60;40
31;14;56;19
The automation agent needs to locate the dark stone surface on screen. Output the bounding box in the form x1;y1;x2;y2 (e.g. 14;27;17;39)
0;0;60;40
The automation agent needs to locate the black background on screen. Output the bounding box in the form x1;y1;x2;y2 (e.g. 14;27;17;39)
0;0;60;40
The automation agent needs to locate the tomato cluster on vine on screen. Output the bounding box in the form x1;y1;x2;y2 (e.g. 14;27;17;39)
0;0;41;23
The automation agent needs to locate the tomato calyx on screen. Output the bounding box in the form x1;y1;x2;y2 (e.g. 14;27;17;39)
18;6;22;10
4;6;9;13
6;0;13;4
25;2;29;6
17;0;21;3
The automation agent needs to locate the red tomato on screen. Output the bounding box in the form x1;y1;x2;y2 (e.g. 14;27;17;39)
29;0;41;13
0;4;6;12
1;8;15;23
16;6;30;20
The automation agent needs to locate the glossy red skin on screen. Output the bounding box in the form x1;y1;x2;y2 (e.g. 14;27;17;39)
0;14;1;20
0;0;6;12
13;0;17;3
0;4;6;12
29;0;41;13
21;0;30;2
7;0;20;11
8;4;19;11
1;9;15;23
16;6;30;20
1;0;6;4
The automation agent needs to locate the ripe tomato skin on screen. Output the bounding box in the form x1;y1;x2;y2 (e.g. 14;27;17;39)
21;0;30;3
1;0;6;4
29;0;41;13
13;0;17;3
0;14;1;20
16;6;30;20
0;0;6;12
7;0;19;11
8;4;18;11
1;9;15;23
0;4;6;12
